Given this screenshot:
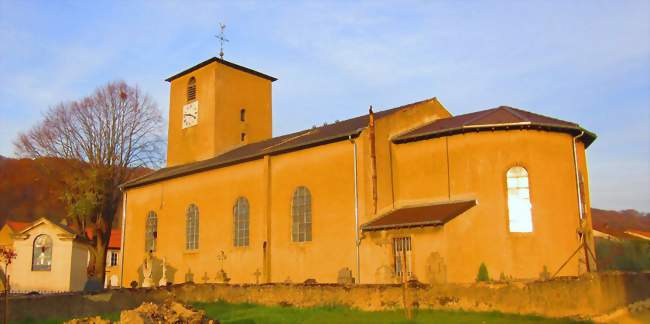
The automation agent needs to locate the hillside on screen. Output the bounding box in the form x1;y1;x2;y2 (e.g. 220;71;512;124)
0;156;70;224
0;155;149;228
591;208;650;237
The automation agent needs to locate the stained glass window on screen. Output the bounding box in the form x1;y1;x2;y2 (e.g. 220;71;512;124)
292;186;312;242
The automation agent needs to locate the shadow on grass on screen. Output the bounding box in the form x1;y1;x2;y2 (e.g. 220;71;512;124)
12;311;120;324
192;301;593;324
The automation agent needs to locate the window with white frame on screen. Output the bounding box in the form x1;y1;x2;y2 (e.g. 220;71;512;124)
507;166;533;232
186;204;199;250
393;237;412;277
233;197;250;247
291;186;312;242
110;250;119;267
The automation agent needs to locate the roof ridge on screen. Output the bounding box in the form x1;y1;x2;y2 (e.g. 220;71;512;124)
504;106;579;126
499;106;530;123
462;107;504;125
393;105;596;148
122;96;440;189
261;129;317;152
165;57;277;82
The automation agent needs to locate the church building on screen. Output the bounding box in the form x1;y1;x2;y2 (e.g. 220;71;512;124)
120;57;597;286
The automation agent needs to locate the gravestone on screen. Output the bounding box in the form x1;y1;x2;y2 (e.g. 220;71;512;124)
184;268;194;283
201;272;210;284
215;269;230;283
337;267;355;284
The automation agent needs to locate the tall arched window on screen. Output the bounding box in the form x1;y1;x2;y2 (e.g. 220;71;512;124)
187;77;197;101
507;166;533;232
240;109;246;122
186;204;199;250
233;197;250;247
292;186;312;242
145;211;158;252
32;234;53;271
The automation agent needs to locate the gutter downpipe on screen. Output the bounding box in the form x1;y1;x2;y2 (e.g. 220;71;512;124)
119;188;127;287
349;134;361;284
572;131;590;272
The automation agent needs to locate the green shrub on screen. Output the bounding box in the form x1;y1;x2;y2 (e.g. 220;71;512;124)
476;262;489;282
595;238;650;271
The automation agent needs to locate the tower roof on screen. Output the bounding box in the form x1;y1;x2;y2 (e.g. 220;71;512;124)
165;57;277;82
393;106;596;147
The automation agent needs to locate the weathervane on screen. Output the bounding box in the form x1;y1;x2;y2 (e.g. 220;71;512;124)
215;23;229;59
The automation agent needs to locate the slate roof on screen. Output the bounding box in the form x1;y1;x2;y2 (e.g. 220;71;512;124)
393;106;596;147
122;98;437;189
165;57;277;82
361;199;476;231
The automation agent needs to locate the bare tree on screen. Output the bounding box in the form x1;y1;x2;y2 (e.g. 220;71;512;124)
15;81;163;284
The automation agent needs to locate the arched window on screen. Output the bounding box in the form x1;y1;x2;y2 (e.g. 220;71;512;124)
233;197;250;247
186;204;199;250
187;77;197;101
507;166;533;232
240;109;246;122
292;186;312;242
240;133;246;142
32;234;53;271
145;211;158;252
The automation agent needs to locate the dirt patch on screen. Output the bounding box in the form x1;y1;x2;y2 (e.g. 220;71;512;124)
66;301;216;324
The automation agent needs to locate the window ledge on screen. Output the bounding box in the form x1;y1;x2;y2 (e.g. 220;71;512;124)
289;240;313;246
508;232;534;237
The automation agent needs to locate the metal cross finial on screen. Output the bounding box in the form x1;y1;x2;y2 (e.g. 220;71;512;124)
215;23;229;59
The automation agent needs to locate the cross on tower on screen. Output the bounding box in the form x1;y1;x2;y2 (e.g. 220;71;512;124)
215;23;229;59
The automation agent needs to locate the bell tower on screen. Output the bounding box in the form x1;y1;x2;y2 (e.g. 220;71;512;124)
165;58;276;167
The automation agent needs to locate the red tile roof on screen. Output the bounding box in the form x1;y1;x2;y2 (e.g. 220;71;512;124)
108;230;121;249
361;199;476;231
394;106;596;147
5;220;30;232
84;228;121;249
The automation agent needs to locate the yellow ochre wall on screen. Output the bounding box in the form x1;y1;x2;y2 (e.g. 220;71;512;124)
123;141;356;286
385;130;594;283
166;61;273;167
122;99;448;286
123;56;595;285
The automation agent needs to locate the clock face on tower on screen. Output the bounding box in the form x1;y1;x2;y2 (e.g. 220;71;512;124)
182;101;199;129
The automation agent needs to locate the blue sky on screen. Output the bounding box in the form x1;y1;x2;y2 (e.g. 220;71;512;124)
0;1;648;211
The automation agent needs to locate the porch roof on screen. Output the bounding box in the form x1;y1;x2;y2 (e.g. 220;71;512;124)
361;199;476;232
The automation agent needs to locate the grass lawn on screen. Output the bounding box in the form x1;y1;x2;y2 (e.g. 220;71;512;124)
10;302;591;323
192;301;591;324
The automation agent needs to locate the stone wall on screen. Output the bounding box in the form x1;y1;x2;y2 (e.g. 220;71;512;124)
7;272;649;322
